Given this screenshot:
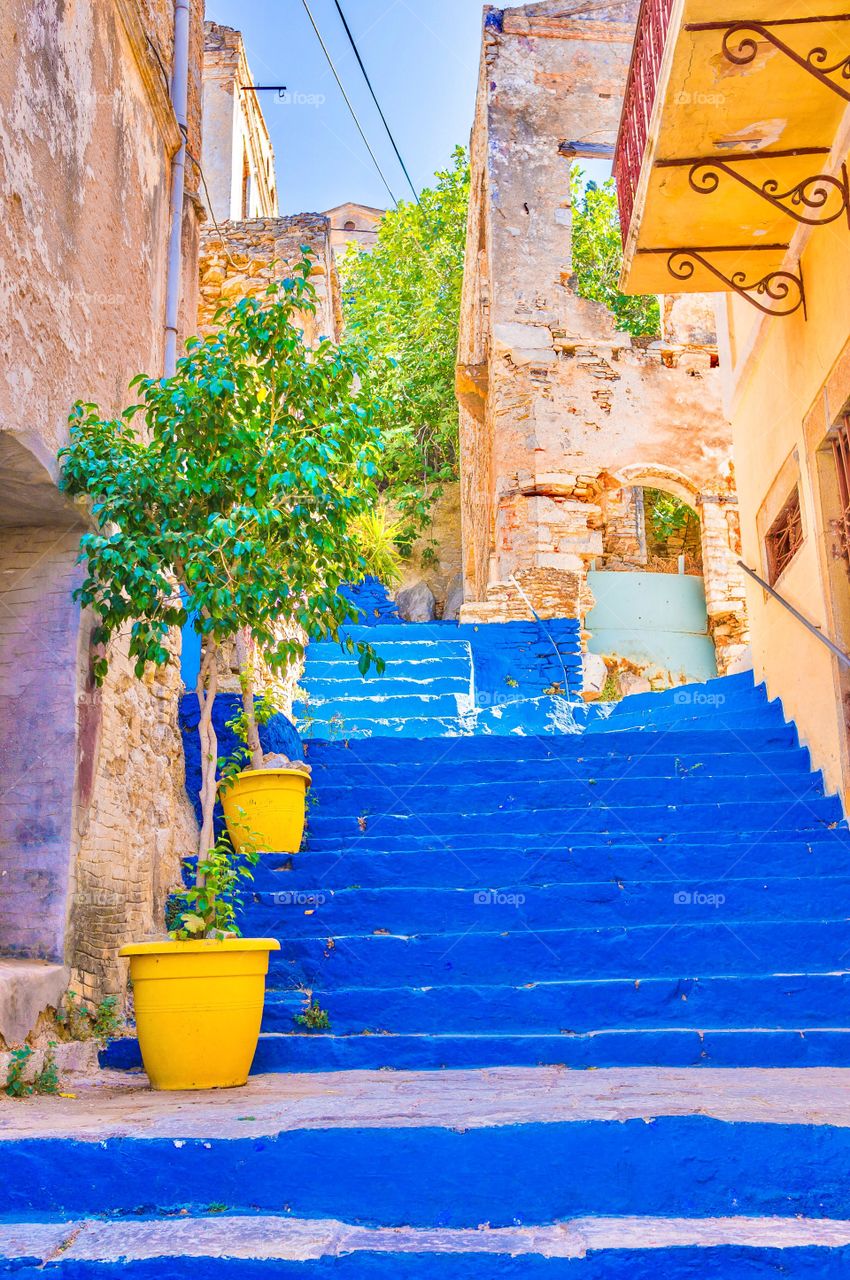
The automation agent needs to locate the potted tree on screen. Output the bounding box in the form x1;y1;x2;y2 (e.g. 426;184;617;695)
60;253;382;1089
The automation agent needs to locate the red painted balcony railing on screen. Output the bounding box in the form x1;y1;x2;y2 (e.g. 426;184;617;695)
613;0;675;243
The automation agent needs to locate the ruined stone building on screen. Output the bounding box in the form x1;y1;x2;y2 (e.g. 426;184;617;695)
456;1;749;678
0;0;205;1041
324;202;385;260
201;22;278;222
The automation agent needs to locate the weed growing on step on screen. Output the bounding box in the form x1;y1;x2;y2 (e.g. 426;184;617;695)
295;998;331;1031
600;672;621;702
56;991;124;1048
33;1044;60;1095
4;1047;33;1098
4;1043;62;1098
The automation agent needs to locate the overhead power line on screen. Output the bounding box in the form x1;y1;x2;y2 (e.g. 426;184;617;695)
300;0;400;209
331;0;421;205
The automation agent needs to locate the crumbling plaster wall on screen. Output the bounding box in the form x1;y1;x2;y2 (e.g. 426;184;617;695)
0;0;204;1013
456;1;749;672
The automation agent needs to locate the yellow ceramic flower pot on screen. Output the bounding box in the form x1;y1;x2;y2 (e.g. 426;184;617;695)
119;938;280;1090
220;768;309;854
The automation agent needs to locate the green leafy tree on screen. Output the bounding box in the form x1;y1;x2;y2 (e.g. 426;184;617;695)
340;147;470;555
570;168;660;337
60;253;382;921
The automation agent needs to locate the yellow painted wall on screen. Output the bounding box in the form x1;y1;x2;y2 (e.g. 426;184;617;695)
726;179;850;805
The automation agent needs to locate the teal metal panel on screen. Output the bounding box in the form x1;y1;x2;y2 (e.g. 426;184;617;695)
586;570;717;681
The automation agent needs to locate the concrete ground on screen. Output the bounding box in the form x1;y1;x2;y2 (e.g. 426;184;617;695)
2;1065;850;1140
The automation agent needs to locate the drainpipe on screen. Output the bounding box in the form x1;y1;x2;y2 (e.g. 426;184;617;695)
164;0;191;376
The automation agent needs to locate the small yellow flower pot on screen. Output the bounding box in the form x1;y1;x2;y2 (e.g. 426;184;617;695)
119;938;280;1091
220;768;309;854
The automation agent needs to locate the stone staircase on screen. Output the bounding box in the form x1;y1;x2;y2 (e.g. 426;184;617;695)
5;619;850;1274
248;663;850;1073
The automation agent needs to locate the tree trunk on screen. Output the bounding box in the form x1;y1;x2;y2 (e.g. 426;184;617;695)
235;626;264;771
195;635;219;876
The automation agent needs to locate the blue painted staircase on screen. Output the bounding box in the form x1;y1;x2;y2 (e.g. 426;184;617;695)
234;652;850;1074
8;615;850;1276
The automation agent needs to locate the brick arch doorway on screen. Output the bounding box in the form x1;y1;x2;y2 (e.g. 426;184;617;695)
588;464;749;680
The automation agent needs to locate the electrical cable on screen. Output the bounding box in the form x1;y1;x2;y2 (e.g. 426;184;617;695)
300;0;400;209
331;0;420;204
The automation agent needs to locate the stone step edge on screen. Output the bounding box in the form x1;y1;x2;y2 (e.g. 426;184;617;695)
26;1065;850;1136
5;1214;850;1264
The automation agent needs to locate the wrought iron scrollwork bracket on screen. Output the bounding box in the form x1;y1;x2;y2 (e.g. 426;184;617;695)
685;157;850;228
666;249;806;318
686;17;850;101
637;247;806;318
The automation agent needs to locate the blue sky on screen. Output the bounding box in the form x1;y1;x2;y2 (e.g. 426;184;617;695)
205;0;489;214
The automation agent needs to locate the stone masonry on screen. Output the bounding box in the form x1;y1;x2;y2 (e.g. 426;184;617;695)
0;0;205;1029
198;215;340;343
456;1;749;673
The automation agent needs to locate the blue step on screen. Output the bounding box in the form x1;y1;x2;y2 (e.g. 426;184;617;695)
248;830;850;889
262;971;850;1035
307;745;814;783
11;1246;850;1279
303;724;800;761
269;920;850;989
6;1117;850;1221
253;1027;850;1071
303;795;843;841
308;771;826;815
244;875;850;936
300;676;472;698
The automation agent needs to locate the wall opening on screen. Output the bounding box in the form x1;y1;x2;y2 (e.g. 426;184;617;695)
0;436;83;961
587;480;717;689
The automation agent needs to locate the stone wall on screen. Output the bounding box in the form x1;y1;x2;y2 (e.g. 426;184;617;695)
198;215;340;342
456;1;749;674
392;483;463;616
0;0;205;1029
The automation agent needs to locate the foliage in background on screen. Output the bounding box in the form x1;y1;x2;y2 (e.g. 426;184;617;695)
570;168;661;338
61;253;384;919
645;488;697;550
340;147;470;557
350;508;405;587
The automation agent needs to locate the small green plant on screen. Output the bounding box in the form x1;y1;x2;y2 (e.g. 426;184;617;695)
169;831;259;940
56;991;124;1046
55;990;92;1041
5;1047;33;1098
600;672;621;702
295;998;331;1031
91;996;122;1048
34;1043;60;1095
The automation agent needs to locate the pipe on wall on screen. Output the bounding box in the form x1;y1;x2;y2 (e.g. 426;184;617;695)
164;0;191;376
